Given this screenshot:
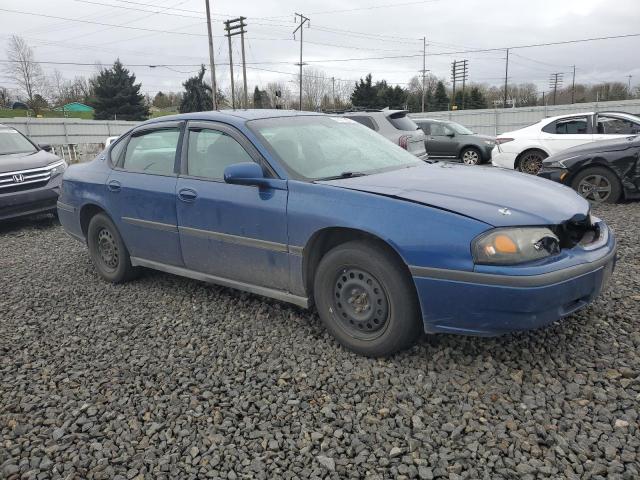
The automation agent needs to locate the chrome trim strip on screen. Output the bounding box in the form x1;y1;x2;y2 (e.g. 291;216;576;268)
409;246;616;288
0;161;64;177
130;257;309;308
122;217;178;233
179;225;288;253
288;245;304;256
0;177;51;189
56;201;75;213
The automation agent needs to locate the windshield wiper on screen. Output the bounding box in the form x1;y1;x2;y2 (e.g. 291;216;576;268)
316;171;367;181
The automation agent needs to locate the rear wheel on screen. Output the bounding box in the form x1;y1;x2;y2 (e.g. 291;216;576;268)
313;240;422;357
87;213;137;283
460;147;482;165
571;167;622;204
517;149;548;175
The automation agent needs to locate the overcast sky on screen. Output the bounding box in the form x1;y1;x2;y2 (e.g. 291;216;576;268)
1;0;639;98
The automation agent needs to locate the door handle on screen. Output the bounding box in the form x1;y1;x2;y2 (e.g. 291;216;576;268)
107;180;121;192
178;188;198;202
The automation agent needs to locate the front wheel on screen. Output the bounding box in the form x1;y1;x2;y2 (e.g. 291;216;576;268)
87;213;138;283
460;147;482;165
313;240;422;357
571;167;622;204
517;150;548;175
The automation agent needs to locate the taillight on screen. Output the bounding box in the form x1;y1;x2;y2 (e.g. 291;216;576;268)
398;135;409;149
495;137;514;145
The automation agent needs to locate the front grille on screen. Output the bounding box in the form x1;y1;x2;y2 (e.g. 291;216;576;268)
0;166;52;193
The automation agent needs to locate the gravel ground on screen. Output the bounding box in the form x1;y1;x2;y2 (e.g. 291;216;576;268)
1;204;639;480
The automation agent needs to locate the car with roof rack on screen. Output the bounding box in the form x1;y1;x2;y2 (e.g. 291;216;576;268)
0;123;67;221
331;109;428;159
491;111;640;174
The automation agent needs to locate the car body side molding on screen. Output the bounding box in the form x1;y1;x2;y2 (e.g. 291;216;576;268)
409;246;616;288
130;256;310;308
122;216;178;233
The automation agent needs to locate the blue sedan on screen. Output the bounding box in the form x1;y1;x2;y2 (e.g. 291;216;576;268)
57;110;616;356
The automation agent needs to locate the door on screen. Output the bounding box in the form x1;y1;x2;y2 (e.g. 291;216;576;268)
539;116;593;155
176;121;290;290
106;123;183;266
593;114;640;142
426;122;457;157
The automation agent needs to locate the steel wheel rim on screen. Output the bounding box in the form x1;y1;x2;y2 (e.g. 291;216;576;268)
520;154;543;175
332;267;389;340
97;228;119;271
462;150;480;165
577;174;612;202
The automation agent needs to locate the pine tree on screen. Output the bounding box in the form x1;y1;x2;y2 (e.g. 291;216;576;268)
469;86;488;109
179;65;212;113
351;74;377;108
91;59;149;120
433;81;449;111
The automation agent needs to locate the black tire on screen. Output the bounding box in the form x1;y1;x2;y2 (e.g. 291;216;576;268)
571;166;622;204
313;240;422;357
460;147;482;165
87;212;137;283
517;149;548;175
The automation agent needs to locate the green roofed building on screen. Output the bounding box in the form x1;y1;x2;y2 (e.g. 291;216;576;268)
54;102;95;113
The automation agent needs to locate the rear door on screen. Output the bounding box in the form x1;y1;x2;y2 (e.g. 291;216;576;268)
105;122;183;266
593;114;640;141
538;115;593;155
175;121;290;290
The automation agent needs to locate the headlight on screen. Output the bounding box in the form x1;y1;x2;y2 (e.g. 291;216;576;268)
473;227;560;265
48;160;67;175
544;154;582;169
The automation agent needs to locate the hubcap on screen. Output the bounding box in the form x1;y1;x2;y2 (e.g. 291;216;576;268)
520;154;543;175
462;150;480;165
97;228;119;270
577;174;611;202
333;267;389;340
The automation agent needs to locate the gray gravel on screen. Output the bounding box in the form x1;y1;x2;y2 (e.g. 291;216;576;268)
1;204;639;480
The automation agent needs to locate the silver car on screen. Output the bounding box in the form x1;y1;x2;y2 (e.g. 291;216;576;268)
339;110;428;158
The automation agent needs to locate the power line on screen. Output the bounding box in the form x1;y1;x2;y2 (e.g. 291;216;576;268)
306;0;441;15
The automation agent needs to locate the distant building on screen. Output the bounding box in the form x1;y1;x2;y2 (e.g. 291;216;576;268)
54;102;95;113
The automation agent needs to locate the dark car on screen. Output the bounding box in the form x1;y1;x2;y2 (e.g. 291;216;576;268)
538;135;640;203
57;110;615;357
0;124;67;221
413;118;495;165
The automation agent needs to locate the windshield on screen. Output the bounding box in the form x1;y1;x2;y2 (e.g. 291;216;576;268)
0;128;37;156
248;116;422;181
446;122;474;135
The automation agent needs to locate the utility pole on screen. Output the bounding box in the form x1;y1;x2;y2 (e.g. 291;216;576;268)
628;75;633;98
571;65;576;104
451;59;468;110
204;0;217;110
503;48;509;109
223;17;247;109
549;72;563;106
293;13;310;110
421;36;427;113
331;76;335;109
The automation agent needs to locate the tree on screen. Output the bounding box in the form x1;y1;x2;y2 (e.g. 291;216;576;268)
153;91;171;109
375;80;406;109
301;67;332;110
4;36;47;113
253;86;270;108
351;74;377;108
91;59;148;120
433;81;449;111
0;87;11;108
179;65;226;112
468;86;487;109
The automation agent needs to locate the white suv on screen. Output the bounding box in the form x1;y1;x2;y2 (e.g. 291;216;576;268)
338;110;428;158
491;111;640;174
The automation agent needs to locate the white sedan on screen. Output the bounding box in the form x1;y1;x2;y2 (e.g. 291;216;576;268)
491;111;640;174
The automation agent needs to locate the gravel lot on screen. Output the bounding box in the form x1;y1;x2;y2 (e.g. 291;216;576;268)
1;204;639;480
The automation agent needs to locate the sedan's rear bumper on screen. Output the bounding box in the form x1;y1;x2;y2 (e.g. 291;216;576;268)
0;176;61;221
411;231;616;335
491;149;518;169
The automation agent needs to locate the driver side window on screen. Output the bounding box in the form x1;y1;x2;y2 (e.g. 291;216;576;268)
187;128;254;180
122;128;180;175
430;123;446;136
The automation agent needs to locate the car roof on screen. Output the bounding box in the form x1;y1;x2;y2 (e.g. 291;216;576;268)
541;112;595;122
140;109;323;127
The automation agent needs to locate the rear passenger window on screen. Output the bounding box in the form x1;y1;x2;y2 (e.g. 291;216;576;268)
417;122;431;135
543;118;589;135
187;129;254;180
122;129;180;175
348;116;377;130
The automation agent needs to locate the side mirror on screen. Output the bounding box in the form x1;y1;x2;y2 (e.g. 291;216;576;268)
223;162;267;187
446;131;455;138
39;143;52;152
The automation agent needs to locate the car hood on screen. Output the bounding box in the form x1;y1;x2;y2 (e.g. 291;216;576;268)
320;163;589;227
547;135;639;161
0;150;62;172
